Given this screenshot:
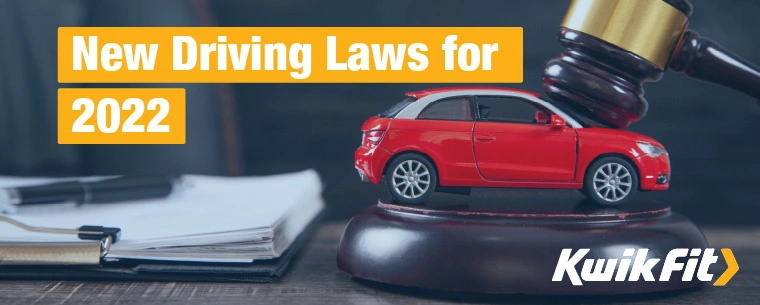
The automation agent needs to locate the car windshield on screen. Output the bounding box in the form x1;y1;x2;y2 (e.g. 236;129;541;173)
378;97;416;118
540;96;605;127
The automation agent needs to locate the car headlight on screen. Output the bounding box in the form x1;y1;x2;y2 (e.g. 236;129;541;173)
637;142;666;157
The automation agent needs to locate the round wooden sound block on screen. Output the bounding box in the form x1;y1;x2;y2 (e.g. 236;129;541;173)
337;193;708;295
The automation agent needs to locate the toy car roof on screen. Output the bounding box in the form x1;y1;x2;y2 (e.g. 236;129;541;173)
405;86;541;99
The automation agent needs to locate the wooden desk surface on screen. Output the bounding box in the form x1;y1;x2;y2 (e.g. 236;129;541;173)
1;222;759;305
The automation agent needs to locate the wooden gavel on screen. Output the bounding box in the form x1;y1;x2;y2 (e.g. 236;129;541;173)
543;0;760;128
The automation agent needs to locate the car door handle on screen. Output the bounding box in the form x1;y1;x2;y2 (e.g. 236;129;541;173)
476;135;495;142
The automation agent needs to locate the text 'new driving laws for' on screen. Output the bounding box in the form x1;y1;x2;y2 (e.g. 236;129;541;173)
58;27;523;83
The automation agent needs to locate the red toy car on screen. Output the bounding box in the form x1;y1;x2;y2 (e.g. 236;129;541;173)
355;87;670;205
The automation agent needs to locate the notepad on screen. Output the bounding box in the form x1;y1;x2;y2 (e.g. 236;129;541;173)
0;170;324;263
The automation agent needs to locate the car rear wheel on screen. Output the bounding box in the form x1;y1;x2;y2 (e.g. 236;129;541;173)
583;156;638;205
384;153;437;205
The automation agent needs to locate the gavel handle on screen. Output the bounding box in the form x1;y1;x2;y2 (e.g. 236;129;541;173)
670;30;760;104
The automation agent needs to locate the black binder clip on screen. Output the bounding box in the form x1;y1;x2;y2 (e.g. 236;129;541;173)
77;225;122;242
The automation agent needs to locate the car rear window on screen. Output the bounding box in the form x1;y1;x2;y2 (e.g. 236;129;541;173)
378;97;416;118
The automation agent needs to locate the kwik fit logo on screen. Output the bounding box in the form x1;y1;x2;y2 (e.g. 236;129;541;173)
552;248;739;286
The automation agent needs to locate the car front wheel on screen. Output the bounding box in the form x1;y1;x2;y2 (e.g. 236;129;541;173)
583;156;638;205
384;153;437;205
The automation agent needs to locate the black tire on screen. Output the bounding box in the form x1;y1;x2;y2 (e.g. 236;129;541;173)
384;153;437;205
583;156;639;206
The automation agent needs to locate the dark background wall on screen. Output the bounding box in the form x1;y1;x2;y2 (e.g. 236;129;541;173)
1;0;758;225
211;0;760;224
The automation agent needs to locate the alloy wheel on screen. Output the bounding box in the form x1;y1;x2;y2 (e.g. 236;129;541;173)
593;162;633;202
392;160;431;199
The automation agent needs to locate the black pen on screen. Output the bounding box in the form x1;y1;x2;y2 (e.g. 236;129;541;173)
0;175;180;213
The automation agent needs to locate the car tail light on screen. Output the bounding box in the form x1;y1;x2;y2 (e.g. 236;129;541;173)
363;130;385;147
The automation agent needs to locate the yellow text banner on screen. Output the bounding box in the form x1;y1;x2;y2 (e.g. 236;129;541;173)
58;27;523;83
58;88;186;144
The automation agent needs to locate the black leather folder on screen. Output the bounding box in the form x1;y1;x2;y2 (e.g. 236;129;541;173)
0;214;321;282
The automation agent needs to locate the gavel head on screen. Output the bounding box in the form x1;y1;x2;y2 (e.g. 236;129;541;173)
543;0;693;128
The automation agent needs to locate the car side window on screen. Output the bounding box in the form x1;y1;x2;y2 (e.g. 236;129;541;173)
417;97;473;121
476;96;550;125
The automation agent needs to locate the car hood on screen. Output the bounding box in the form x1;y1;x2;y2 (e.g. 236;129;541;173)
577;127;663;147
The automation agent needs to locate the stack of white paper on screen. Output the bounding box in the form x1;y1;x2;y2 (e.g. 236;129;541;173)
0;170;324;263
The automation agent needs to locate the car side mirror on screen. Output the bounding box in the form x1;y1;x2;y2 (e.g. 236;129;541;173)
550;115;566;130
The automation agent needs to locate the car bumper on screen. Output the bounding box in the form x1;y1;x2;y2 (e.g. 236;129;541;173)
637;153;671;191
356;167;370;182
355;145;392;184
